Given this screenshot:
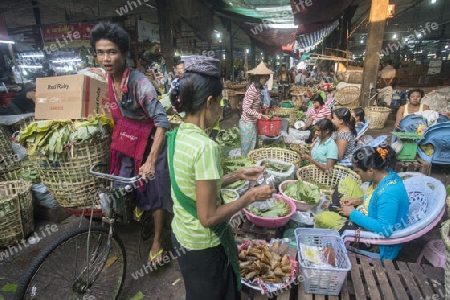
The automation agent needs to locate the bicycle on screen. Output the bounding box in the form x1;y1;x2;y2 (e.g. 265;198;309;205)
14;163;142;300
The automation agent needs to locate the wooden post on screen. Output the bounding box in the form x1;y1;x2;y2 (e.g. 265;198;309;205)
250;41;256;69
360;0;389;108
156;0;174;74
225;20;234;81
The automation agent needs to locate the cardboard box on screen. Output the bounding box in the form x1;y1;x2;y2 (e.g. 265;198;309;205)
35;74;111;119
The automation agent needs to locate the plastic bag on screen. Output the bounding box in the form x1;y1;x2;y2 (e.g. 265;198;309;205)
281;129;309;144
256;159;295;188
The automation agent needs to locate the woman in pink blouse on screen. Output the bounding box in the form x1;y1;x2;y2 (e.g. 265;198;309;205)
239;62;273;156
301;94;332;143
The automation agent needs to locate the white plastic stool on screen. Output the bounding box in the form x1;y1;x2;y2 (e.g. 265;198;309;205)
416;239;446;268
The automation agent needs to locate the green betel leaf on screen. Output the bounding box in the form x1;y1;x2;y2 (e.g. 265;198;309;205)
1;283;18;292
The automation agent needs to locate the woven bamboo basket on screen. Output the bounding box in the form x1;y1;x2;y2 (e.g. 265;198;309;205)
365;106;391;129
0;125;13;160
247;147;301;166
0;180;34;247
296;165;361;195
32;138;110;208
335;86;361;107
441;219;450;298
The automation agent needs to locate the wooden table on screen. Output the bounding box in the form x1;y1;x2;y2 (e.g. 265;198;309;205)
240;252;445;299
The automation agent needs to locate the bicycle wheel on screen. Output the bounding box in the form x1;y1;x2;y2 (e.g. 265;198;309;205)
15;226;126;300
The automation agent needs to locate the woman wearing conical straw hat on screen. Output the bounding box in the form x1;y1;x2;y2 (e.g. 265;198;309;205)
239;61;274;156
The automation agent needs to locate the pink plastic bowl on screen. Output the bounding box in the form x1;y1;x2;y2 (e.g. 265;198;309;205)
279;180;322;211
243;194;296;229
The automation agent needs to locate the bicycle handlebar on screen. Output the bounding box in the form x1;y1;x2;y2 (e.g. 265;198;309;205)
89;163;142;183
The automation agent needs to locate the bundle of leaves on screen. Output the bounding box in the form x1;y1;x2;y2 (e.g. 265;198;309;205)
247;200;291;218
18;115;113;161
283;181;321;206
221;157;254;175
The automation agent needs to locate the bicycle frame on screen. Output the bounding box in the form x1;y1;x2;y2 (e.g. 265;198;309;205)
87;163;141;223
77;163;142;292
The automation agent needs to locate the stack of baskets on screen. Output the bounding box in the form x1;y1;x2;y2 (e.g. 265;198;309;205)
296;165;361;195
0;180;34;247
334;86;361;108
365;106;391;129
32;138;111;208
247;147;301;166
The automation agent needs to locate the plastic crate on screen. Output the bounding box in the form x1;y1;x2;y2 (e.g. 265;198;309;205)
295;228;351;295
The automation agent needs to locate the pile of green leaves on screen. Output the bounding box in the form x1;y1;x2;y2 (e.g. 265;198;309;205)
216;127;240;148
18;115;113;162
283;181;321;206
295;111;306;120
221;157;254;175
261;160;291;173
338;177;364;199
18;168;40;184
221;190;238;204
247;200;291;218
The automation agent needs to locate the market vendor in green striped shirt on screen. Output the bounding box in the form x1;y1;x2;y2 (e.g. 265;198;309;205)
167;55;276;300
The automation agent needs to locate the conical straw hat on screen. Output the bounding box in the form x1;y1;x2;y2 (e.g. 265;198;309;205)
247;61;274;75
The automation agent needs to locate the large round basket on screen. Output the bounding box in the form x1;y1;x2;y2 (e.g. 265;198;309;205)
441;219;450;298
335;86;361;108
0;180;34;247
247;147;301;166
296;165;361;195
365;106;391;129
32;138;110;208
